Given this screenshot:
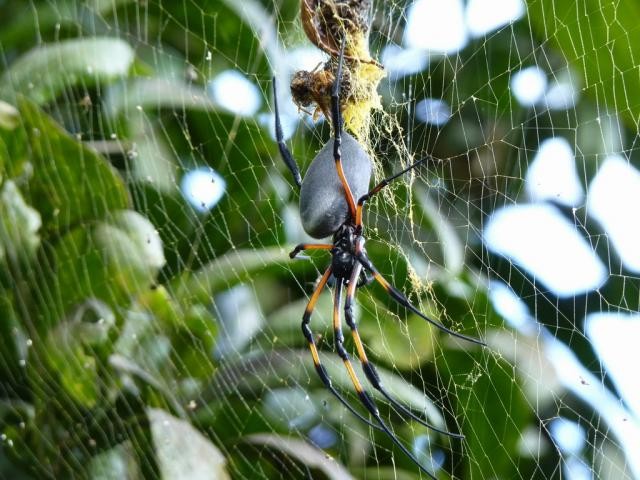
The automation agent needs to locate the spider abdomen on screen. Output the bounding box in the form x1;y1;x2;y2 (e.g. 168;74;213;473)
299;132;372;238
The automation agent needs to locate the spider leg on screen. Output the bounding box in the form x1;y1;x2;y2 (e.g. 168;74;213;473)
273;78;303;187
356;156;430;228
354;239;486;347
289;243;333;259
344;262;464;439
330;37;357;217
333;278;437;479
302;267;382;431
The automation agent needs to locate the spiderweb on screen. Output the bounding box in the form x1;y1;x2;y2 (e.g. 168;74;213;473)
0;0;638;478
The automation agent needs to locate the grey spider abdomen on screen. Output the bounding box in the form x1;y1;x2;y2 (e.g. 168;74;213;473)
299;132;372;238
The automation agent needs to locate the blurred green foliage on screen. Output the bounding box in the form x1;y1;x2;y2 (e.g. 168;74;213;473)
0;0;636;478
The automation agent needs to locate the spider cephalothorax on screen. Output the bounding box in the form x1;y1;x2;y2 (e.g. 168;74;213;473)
330;224;358;279
273;39;486;478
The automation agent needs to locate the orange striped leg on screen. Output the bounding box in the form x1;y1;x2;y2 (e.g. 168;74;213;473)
330;36;357;218
355;181;386;228
332;277;436;478
289;243;333;259
333;276;370;397
334;157;357;217
344;261;464;438
301;267;380;430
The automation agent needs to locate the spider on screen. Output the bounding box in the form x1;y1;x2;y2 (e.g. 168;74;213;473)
272;41;486;476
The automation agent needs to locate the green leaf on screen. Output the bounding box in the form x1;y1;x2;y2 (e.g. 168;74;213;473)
15;97;130;233
361;467;421;480
97;210;166;287
528;0;640;130
0;101;27;178
0;294;29;387
0;101;19;131
147;408;230;480
1;37;135;105
267;292;334;344
132;287;217;381
243;434;354;480
206;349;448;430
0;181;41;263
436;351;531;479
172;247;290;305
43;300;116;407
414;186;464;277
0;1;137;48
88;442;141;480
358;311;436;371
105;78;220;117
125;116;178;193
45;210;165;320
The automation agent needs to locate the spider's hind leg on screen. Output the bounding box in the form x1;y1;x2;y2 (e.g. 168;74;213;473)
302;267;381;431
345;262;464;439
332;277;437;479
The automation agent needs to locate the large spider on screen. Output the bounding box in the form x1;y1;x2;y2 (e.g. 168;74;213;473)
273;42;486;476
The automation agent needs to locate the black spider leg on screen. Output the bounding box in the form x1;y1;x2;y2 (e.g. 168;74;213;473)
302;266;383;431
355;239;486;346
344;261;465;439
333;278;437;479
330;36;357;217
272;78;303;187
355;156;431;230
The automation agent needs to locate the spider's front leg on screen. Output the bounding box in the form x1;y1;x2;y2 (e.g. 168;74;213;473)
273;78;303;187
289;243;333;259
329;36;357;217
